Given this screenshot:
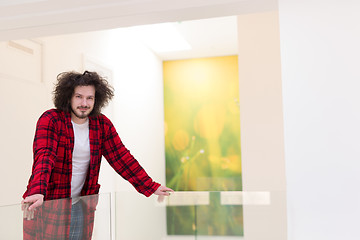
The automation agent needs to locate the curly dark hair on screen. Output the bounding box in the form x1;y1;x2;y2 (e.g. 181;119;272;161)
53;71;114;116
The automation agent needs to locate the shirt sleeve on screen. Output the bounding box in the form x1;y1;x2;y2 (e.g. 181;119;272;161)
23;111;59;198
101;117;160;197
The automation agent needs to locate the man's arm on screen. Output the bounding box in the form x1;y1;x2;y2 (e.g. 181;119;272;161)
101;116;167;197
23;111;59;199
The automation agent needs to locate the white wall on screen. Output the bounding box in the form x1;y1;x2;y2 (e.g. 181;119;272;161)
238;12;287;240
278;1;360;239
0;42;53;207
105;29;168;240
0;42;53;239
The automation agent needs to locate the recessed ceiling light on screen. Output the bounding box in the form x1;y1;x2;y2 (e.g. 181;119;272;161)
128;22;191;53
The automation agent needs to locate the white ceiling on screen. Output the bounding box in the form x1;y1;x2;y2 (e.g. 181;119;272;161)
125;16;239;60
0;0;278;60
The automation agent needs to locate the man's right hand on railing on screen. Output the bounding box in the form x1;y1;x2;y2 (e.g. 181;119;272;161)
21;194;44;220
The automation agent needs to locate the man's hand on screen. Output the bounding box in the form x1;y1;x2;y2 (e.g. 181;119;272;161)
21;194;44;220
154;185;174;203
154;185;174;196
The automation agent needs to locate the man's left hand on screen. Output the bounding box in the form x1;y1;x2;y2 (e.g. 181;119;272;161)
154;185;174;202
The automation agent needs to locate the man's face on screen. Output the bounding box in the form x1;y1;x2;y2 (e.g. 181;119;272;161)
70;85;95;123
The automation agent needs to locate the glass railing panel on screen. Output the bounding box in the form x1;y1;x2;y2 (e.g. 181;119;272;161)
0;193;111;240
165;191;244;240
0;203;23;239
115;191;177;240
85;193;112;240
115;190;286;240
193;191;271;240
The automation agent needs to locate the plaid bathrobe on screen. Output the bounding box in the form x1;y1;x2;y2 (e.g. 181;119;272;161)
23;109;160;239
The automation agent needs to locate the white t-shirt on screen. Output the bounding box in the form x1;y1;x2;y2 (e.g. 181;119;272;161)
71;119;91;199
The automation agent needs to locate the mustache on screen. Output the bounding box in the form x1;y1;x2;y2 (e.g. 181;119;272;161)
77;106;90;109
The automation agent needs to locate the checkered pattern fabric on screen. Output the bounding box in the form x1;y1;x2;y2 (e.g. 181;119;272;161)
23;195;98;240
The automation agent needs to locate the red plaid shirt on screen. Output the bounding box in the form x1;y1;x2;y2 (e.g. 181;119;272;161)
23;109;160;200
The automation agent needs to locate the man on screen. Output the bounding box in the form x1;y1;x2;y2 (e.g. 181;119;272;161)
22;71;173;239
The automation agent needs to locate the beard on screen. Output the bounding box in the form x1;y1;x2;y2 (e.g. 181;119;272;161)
71;106;92;119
